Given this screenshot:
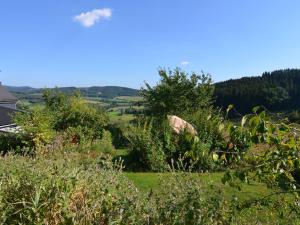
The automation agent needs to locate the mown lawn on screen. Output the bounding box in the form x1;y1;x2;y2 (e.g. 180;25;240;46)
124;172;270;201
123;172;300;224
117;148;269;200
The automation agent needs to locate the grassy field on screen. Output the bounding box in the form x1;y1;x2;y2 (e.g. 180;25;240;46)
114;96;143;102
108;111;135;124
124;172;270;199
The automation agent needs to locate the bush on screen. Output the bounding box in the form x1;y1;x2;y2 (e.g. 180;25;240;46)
126;121;169;172
176;132;216;171
126;117;220;172
0;151;299;224
0;152;228;225
155;173;231;224
186;107;224;148
90;130;116;156
0;133;32;155
0;153;148;224
289;110;300;123
9;90;109;154
107;123;129;149
13;106;55;148
43;90;108;140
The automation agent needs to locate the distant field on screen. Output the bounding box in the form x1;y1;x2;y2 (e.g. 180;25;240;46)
114;96;143;102
108;111;134;124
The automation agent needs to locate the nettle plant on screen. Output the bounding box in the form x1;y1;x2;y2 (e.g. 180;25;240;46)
223;106;300;193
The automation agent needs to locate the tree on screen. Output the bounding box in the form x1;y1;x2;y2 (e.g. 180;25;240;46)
215;69;300;113
263;86;289;107
141;68;214;117
43;90;108;140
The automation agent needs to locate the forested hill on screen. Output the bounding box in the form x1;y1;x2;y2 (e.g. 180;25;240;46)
6;86;139;99
215;69;300;113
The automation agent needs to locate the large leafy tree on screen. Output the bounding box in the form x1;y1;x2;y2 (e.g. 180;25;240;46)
141;68;214;117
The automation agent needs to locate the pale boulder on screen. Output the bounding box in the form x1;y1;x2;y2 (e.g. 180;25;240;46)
167;115;197;136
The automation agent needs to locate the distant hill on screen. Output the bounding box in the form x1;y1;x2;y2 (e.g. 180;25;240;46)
5;86;37;93
215;69;300;113
5;86;139;99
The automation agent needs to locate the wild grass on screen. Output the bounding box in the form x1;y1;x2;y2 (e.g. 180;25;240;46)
0;150;299;224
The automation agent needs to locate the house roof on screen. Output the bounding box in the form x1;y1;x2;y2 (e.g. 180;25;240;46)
0;84;17;102
0;106;17;126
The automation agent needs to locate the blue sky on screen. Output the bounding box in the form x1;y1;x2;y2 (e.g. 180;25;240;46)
1;0;300;88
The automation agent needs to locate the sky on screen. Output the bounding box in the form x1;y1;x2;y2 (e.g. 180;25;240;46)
1;0;300;88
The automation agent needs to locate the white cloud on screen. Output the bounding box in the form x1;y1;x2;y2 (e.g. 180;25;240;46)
73;8;112;28
180;61;190;66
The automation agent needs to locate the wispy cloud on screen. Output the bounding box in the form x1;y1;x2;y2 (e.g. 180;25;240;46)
73;8;112;28
180;61;190;66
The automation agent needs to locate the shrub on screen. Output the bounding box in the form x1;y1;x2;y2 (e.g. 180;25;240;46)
90;130;116;156
13;106;55;148
186;107;224;148
289;110;300;124
43;90;108;140
126;117;220;172
176;132;215;171
10;90;109;154
0;153;149;224
0;133;32;155
126;121;169;172
107;123;129;149
0;151;299;224
155;173;231;225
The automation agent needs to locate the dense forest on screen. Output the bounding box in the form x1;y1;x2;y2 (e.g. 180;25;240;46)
215;69;300;114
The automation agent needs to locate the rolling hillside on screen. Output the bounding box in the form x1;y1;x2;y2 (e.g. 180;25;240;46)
6;86;139;99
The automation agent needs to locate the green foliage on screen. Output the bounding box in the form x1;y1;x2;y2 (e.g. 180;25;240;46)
126;121;169;172
90;130;117;155
154;173;231;225
289;110;300;124
13;106;55;148
0;152;230;225
177;132;215;171
221;107;300;219
0;153;143;224
141;68;214;117
43;89;108;140
126;116;220;172
0;133;31;155
187;108;225;158
2;151;298;224
263;86;290;106
10;90;109;153
215;69;300;113
107;123;129;149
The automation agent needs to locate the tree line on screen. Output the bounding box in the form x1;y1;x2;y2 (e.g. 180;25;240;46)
215;69;300;114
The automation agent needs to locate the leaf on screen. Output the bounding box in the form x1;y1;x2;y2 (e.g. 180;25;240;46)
241;115;248;127
226;104;234;114
222;171;232;184
212;153;219;162
252;106;260;114
218;123;225;132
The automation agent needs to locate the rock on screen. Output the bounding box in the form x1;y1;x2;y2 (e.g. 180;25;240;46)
167;115;197;136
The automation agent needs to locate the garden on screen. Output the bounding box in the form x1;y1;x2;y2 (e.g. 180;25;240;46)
0;69;299;224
